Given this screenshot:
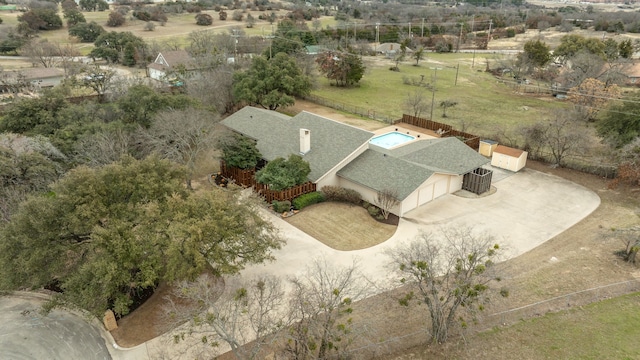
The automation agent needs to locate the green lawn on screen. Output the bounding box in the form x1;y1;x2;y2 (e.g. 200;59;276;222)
313;52;569;137
470;292;640;359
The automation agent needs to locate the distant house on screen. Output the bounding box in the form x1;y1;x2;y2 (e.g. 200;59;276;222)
305;45;330;56
222;107;489;216
147;50;197;83
0;68;65;93
375;43;412;58
620;61;640;85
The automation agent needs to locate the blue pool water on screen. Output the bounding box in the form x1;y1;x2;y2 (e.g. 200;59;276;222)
369;131;415;149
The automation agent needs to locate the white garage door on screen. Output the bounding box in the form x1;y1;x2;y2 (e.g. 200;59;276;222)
418;185;434;205
433;179;448;199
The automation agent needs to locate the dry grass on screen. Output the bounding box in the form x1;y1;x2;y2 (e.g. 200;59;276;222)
284;202;397;251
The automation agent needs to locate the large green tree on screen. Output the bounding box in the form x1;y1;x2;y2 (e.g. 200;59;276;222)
0;156;283;316
116;84;198;127
521;39;551;69
17;9;63;32
597;94;640;148
232;53;311;110
68;21;105;43
89;31;146;65
554;34;605;63
316;51;366;87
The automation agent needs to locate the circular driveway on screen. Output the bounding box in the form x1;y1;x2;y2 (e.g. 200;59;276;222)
238;167;601;282
0;295;112;360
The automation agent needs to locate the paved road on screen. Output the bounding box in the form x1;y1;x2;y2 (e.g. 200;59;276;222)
0;294;112;360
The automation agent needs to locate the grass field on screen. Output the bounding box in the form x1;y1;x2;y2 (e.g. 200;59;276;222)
466;292;640;359
314;52;570;137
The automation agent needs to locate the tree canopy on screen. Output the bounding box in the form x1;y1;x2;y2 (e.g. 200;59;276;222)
597;94;640;148
17;9;63;32
521;39;551;69
232;53;311;110
255;154;310;191
316;51;366;87
0;156;284;316
554;34;605;62
221;133;262;170
90;31;146;65
69;21;105;43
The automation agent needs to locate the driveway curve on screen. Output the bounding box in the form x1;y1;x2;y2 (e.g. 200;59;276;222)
240;168;601;284
0;294;112;360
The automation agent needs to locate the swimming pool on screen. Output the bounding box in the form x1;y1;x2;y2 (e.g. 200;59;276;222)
369;131;415;149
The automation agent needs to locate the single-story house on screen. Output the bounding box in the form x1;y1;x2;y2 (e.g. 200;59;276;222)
147;50;197;83
375;43;413;58
491;145;527;172
0;68;65;93
620;61;640;85
222;107;490;216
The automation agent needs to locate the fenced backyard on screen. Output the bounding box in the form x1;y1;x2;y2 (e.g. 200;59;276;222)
395;114;481;150
303;94;398;124
219;160;317;203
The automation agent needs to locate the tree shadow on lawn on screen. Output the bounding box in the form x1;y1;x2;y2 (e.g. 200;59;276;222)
284;202;398;251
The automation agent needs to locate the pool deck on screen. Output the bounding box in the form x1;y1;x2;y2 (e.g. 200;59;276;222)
374;124;440;139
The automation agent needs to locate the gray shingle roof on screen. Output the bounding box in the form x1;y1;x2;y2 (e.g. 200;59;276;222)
391;138;489;174
221;107;373;182
337;150;434;200
223;107;489;199
338;138;489;200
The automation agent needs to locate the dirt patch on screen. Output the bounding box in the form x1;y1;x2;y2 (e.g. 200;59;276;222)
284;202;397;251
110;283;175;348
281;99;389;132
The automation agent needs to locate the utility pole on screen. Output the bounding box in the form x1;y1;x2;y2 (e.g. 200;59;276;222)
353;22;356;41
409;22;412;39
457;23;463;52
487;19;493;48
421;18;425;37
375;23;380;45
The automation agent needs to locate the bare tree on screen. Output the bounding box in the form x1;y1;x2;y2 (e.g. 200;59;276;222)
386;226;505;344
164;274;287;360
143;108;220;189
440;99;458;118
21;39;62;68
374;188;399;220
74;128;136;167
602;226;640;265
79;65;116;100
283;258;369;360
186;65;235;115
403;88;430;118
543;109;591;167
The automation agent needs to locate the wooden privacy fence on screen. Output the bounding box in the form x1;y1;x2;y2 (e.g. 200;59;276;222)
220;160;256;187
395;114;480;150
219;160;317;203
254;182;317;203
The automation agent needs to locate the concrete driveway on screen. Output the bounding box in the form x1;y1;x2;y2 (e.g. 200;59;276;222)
240;168;600;284
0;294;112;360
142;167;601;358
